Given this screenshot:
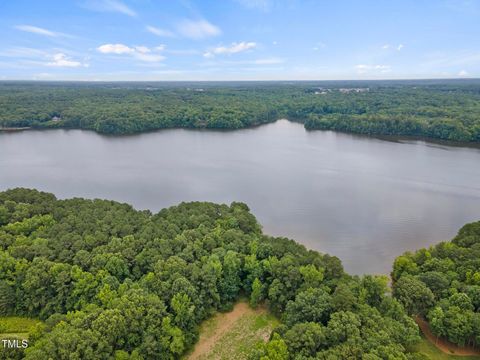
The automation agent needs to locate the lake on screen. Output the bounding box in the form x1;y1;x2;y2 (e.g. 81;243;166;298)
1;119;480;274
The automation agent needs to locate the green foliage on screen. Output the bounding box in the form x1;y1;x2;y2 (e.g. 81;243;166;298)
283;288;332;326
250;278;263;308
283;322;327;357
393;220;480;348
393;276;435;316
2;188;454;359
326;310;361;344
220;250;242;303
0;188;351;359
259;262;422;358
2;80;480;142
252;334;289;360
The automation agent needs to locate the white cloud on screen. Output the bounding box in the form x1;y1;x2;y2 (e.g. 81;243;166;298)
235;0;273;12
200;57;284;67
458;69;469;77
146;25;175;38
134;46;150;54
81;0;136;17
0;47;49;58
135;53;165;62
46;53;86;67
165;49;200;55
203;42;257;58
176;19;221;39
355;64;391;74
103;0;136;16
382;43;404;51
97;43;165;62
0;48;88;69
381;43;404;51
15;25;65;37
97;43;135;54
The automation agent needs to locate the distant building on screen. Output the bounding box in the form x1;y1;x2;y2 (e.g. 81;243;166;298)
338;88;370;93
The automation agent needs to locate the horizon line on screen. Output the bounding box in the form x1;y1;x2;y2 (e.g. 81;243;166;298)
0;77;479;83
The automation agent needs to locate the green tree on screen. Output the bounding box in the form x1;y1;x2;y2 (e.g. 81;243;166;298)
283;288;332;326
326;311;361;345
250;278;263;308
283;322;327;357
252;333;289;360
220;251;241;302
299;264;324;289
171;293;195;337
427;306;445;339
392;255;418;281
331;282;357;311
393;276;434;315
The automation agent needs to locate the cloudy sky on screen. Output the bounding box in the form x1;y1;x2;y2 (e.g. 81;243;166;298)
0;0;479;81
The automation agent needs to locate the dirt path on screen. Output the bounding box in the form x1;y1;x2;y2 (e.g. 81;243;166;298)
187;302;266;360
415;317;480;356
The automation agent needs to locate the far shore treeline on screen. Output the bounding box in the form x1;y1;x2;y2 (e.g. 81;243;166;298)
0;188;479;359
1;79;480;142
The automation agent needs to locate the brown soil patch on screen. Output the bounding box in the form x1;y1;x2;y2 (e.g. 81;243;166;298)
187;302;267;360
415;316;480;356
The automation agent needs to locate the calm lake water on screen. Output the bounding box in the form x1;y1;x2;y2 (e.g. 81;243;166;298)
1;119;480;274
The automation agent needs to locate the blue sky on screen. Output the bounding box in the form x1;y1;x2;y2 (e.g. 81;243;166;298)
0;0;479;81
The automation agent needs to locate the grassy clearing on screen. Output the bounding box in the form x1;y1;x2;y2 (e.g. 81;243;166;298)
0;317;42;339
186;301;279;360
410;336;480;360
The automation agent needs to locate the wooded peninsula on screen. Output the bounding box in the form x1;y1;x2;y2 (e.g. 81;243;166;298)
1;80;480;142
0;189;479;359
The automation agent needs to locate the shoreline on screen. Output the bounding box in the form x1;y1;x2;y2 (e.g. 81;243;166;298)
1;120;479;149
0;127;31;132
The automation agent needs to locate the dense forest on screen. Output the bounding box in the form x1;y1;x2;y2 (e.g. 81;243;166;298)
1;80;480;142
392;221;480;349
0;188;431;360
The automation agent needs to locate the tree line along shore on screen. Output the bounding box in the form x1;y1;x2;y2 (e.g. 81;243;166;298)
0;188;479;359
1;80;480;142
